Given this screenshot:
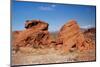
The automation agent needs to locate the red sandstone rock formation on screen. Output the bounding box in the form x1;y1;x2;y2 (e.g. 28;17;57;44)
56;20;93;53
12;20;51;48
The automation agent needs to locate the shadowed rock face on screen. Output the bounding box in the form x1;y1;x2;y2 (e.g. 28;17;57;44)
25;20;49;31
13;20;51;48
56;20;93;53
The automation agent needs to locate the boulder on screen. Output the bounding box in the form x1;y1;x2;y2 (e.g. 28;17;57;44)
56;20;87;53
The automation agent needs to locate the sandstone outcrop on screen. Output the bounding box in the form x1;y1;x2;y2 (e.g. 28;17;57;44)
12;20;51;48
56;20;93;53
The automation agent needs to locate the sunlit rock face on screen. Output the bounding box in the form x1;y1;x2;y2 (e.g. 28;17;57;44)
56;20;94;53
12;20;51;48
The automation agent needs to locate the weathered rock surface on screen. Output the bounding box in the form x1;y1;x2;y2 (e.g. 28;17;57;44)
12;20;51;48
56;20;94;53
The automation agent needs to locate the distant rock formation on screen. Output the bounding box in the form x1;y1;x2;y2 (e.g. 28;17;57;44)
12;20;51;48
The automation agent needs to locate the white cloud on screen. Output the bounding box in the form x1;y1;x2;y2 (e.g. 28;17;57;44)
38;6;53;11
38;4;56;11
81;25;93;29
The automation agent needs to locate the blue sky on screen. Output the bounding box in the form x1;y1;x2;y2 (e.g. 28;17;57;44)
12;1;96;32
